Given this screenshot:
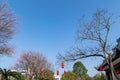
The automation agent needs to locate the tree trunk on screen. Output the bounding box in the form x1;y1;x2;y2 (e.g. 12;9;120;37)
109;55;119;80
110;62;117;80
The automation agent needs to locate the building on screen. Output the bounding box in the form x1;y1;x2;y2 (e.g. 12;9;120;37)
54;74;62;80
97;38;120;80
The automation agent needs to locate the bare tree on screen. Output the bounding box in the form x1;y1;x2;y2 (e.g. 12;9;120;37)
0;2;16;55
57;9;120;80
14;51;52;80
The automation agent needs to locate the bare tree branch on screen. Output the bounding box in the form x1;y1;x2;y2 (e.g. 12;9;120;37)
57;9;120;80
0;2;16;55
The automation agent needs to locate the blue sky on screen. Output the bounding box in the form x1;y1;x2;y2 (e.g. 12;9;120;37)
0;0;120;76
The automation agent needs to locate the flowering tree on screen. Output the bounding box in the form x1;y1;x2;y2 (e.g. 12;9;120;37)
38;69;54;80
14;51;52;80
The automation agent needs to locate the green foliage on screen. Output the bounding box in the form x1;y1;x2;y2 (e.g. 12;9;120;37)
38;69;54;80
92;73;107;80
73;61;87;76
20;74;25;80
11;74;25;80
0;68;23;80
80;74;92;80
72;61;93;80
101;73;107;80
62;71;78;80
